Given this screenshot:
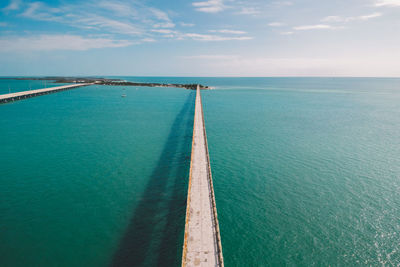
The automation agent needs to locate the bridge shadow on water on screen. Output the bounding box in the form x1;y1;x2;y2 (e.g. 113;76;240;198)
110;92;195;267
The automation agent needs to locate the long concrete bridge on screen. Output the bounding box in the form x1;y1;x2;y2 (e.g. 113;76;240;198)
0;83;91;104
182;85;223;267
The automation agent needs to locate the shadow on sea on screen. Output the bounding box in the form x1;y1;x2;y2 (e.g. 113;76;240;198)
110;92;195;267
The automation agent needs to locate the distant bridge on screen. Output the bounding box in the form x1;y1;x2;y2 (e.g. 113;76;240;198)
0;83;92;104
182;85;223;267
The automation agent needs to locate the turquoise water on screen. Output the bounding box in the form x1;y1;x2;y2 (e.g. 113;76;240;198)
1;78;400;266
1;83;194;266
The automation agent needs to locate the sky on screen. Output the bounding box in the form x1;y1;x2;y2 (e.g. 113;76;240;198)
0;0;400;76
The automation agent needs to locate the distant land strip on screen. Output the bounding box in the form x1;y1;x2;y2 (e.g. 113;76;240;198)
0;77;210;90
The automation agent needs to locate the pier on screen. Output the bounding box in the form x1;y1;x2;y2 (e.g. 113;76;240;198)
182;85;223;266
0;83;92;104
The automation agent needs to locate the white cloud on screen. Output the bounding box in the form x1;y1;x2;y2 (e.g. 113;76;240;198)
236;7;260;15
21;2;62;22
97;1;138;17
192;0;226;13
268;22;285;27
293;24;337;30
16;0;183;38
77;16;142;35
2;0;21;12
19;2;143;35
149;8;170;21
21;2;40;17
153;22;175;28
183;54;240;60
375;0;400;7
321;16;343;22
141;38;156;42
209;29;246;34
272;1;293;6
184;33;252;41
0;22;8;27
280;31;294;35
151;29;175;34
163;34;177;39
180;22;195;27
322;12;382;22
359;13;383;20
148;8;175;28
0;34;133;51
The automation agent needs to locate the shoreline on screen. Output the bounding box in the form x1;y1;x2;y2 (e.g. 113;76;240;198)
0;77;210;90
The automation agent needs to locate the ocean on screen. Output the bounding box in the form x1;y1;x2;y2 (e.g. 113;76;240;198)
1;77;399;266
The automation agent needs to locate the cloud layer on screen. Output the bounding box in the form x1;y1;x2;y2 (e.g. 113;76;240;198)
0;35;132;51
321;13;382;23
192;0;226;13
374;0;400;7
0;0;255;51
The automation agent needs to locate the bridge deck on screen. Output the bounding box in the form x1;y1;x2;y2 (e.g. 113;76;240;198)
0;83;91;103
182;86;223;267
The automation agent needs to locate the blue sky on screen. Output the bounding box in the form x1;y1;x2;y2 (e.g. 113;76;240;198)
0;0;400;76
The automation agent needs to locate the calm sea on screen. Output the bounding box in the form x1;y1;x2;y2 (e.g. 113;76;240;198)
1;77;399;266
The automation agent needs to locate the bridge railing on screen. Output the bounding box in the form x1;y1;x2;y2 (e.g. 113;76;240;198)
181;90;197;266
198;86;224;266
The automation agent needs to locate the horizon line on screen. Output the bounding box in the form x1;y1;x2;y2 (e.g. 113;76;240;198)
1;75;400;79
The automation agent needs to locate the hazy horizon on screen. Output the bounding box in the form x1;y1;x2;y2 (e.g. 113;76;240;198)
2;75;400;78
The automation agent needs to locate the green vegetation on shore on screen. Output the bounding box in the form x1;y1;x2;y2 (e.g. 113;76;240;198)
3;77;209;90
